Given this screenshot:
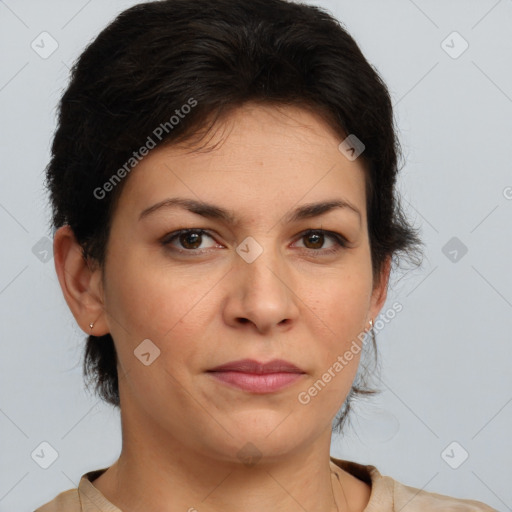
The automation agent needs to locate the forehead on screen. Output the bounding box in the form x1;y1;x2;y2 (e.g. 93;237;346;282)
114;103;368;224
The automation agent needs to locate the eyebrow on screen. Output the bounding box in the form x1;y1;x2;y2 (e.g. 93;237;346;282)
138;197;361;224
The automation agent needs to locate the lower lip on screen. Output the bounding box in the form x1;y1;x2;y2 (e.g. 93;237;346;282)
207;371;305;393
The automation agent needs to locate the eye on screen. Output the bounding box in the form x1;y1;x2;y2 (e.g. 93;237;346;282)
161;229;221;253
293;229;348;254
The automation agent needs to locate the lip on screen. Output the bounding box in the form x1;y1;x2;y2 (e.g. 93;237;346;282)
207;358;304;374
206;359;306;394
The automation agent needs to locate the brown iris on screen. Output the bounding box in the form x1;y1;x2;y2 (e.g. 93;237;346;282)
303;231;324;249
179;231;203;249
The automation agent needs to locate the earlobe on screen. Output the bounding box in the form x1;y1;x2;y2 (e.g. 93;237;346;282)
53;225;109;336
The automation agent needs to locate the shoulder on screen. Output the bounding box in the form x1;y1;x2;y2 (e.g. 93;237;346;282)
33;488;80;512
33;467;111;512
388;475;497;511
330;456;497;511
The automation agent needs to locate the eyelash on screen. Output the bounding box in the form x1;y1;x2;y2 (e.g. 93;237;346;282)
160;228;348;256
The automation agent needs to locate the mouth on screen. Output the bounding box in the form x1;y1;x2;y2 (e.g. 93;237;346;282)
206;358;306;394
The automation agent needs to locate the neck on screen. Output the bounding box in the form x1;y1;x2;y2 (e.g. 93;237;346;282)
91;382;371;512
93;416;350;512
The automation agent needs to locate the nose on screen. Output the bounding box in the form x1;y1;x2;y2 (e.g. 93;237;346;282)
222;242;300;335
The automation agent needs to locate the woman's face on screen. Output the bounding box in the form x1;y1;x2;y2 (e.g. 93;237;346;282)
99;103;389;462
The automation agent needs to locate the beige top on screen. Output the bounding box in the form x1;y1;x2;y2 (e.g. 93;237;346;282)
34;456;497;511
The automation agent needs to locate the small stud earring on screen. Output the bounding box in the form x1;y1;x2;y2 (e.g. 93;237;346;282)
367;318;376;344
89;322;94;330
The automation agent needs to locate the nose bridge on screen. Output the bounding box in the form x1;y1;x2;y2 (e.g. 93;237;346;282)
236;235;288;297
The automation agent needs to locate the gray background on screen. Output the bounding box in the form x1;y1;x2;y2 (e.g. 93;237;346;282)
1;1;511;510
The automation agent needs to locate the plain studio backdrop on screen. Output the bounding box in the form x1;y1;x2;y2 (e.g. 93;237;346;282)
1;1;511;511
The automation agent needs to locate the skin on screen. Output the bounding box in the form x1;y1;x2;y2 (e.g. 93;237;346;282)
54;103;391;512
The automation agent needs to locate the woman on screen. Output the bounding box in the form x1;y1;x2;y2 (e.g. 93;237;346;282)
35;0;496;510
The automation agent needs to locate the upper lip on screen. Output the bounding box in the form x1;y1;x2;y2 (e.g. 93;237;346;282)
207;359;305;374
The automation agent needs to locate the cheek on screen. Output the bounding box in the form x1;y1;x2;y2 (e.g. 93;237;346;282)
297;294;367;418
104;262;203;403
105;253;197;333
104;256;218;376
299;270;372;404
304;271;372;339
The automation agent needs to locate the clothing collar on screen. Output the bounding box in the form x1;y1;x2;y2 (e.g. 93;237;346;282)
77;457;384;511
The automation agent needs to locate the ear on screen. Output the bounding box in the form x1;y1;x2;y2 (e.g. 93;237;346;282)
53;225;109;336
367;255;392;325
